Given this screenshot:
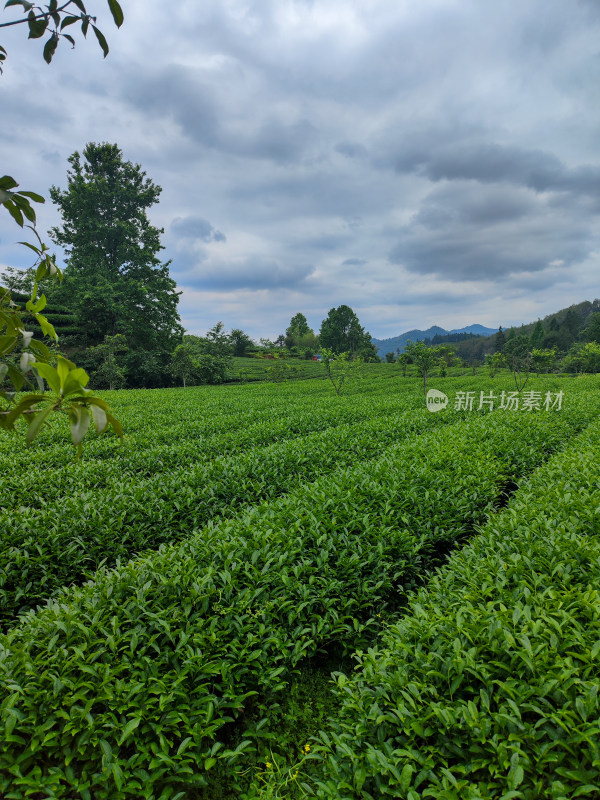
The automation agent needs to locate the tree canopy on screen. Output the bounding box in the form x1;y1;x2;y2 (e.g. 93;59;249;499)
49;143;182;386
319;305;378;361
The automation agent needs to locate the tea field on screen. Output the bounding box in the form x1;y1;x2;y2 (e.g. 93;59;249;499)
1;372;599;798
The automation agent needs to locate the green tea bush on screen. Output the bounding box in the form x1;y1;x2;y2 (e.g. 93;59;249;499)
0;409;588;798
311;418;600;800
0;406;457;626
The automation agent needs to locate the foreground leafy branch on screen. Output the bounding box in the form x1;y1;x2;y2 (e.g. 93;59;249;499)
0;176;122;454
0;0;123;69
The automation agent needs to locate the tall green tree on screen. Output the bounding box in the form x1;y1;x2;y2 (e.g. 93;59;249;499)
49;143;183;386
494;325;506;353
584;312;600;344
285;312;310;347
230;328;254;357
319;305;378;360
530;320;544;349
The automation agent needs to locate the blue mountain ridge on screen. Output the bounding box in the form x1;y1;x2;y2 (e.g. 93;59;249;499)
371;324;497;359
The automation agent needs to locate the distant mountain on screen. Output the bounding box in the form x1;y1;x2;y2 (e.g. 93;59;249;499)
371;324;497;359
449;324;498;337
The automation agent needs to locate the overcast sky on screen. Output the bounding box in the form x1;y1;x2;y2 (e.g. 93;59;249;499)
2;0;600;341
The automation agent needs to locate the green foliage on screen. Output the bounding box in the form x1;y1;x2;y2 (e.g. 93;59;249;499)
484;350;506;377
319;305;378;360
0;211;121;450
0;174;44;226
404;340;442;394
0;0;123;70
503;335;531;391
170;342;196;388
48;142;182;386
563;341;600;374
230;328;254;358
530;319;544;349
583;312;600;344
310;416;600;800
1;2;124;450
227;357;324;383
285;313;319;356
266;358;299;384
0;381;440;625
0;378;597;796
319;348;361;395
494;325;506;353
530;347;557;376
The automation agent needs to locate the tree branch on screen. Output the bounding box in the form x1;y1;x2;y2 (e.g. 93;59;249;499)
0;2;75;29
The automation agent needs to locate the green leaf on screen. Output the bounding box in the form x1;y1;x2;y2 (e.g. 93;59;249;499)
17;190;44;202
31;362;60;393
92;24;109;57
69;405;91;445
61;369;90;397
56;355;74;388
26;293;47;313
106;0;124;27
5;201;24;226
400;763;414;792
28;11;48;39
90;403;108;433
60;15;80;29
18;240;42;255
105;411;123;441
0;334;18;355
118;717;140;745
43;33;59;64
28;338;51;362
34;312;57;340
0;176;18;191
26;404;54;444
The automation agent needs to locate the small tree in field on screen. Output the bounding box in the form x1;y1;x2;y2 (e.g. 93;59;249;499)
320;348;361;396
404;340;441;395
170;343;196;388
485;351;506;378
530;347;557;376
397;353;410;377
504;335;531;391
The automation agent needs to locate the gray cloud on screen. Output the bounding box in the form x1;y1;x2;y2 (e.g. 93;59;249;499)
171;216;226;243
335;141;368;159
4;0;600;338
386;138;600;200
389;182;593;281
180;257;315;292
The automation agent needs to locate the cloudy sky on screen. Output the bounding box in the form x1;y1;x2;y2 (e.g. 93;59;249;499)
2;0;600;341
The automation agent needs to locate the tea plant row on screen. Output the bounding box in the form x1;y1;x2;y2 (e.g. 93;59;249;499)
308;417;600;799
0;404;595;798
0;405;452;626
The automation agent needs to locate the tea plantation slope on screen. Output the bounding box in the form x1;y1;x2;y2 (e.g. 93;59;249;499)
0;408;592;799
309;417;600;800
0;406;455;627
